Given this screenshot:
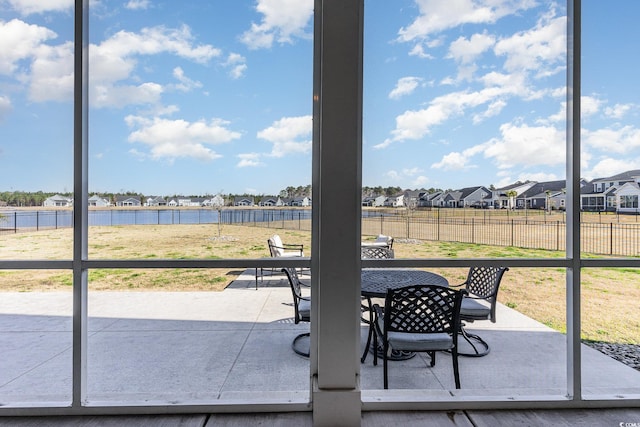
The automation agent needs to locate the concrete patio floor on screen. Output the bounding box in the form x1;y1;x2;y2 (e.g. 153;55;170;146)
1;269;639;412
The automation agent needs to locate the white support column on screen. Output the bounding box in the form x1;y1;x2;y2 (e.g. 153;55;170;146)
566;0;582;400
72;0;89;407
311;0;363;425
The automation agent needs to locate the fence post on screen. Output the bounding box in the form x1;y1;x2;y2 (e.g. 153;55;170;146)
380;213;383;234
14;212;17;233
471;218;474;244
610;222;613;255
511;219;514;247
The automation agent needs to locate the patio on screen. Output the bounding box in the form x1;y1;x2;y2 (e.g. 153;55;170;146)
1;268;639;407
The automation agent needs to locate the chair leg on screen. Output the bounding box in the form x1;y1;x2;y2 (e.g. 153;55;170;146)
458;324;490;357
361;297;374;363
372;325;378;366
292;332;310;357
383;341;389;389
452;348;461;389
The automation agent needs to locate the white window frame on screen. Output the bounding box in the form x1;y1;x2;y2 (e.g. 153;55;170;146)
1;0;639;422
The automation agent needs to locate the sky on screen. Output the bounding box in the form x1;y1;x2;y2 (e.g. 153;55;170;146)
1;0;639;196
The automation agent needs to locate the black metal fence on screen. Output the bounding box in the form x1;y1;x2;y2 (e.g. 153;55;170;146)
3;208;640;256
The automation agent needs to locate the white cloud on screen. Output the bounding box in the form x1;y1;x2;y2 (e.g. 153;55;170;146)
585;157;640;181
493;11;566;76
483;122;565;168
2;21;221;106
2;0;73;15
28;41;74;102
378;83;521;148
447;31;495;64
257;115;312;157
125;116;241;162
86;25;220;107
240;0;313;49
582;126;640;154
494;171;559;188
383;168;429;186
0;95;12;121
96;25;220;66
0;19;58;75
433;121;565;173
604;103;633;120
398;0;537;50
431;152;470;171
385;170;400;181
125;0;150;10
389;77;423;100
431;143;486;170
171;67;202;92
473;99;506;123
413;176;430;186
581;95;601;118
237;153;263;168
224;53;247;79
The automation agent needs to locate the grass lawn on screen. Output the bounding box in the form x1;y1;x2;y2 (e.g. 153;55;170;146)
0;223;638;344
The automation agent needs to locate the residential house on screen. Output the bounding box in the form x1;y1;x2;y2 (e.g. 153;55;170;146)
440;190;461;208
88;194;110;207
614;181;640;214
517;180;566;210
145;196;166;207
384;194;404;207
362;195;386;207
580;170;640;212
403;190;425;208
187;197;207;207
440;186;491;208
492;181;536;209
259;197;281;207
115;195;142;207
205;194;225;207
418;191;442;207
234;196;255;206
43;194;73;207
290;196;310;207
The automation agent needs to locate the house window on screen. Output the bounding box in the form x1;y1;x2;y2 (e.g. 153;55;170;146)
620;195;638;209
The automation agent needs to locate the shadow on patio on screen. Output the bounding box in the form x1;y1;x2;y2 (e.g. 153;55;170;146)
1;268;639;407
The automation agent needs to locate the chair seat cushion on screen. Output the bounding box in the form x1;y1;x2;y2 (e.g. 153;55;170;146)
298;299;311;321
279;252;304;257
387;331;453;352
461;297;490;319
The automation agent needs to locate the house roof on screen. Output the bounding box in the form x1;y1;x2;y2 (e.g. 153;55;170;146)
495;181;534;192
519;180;566;198
590;169;640;183
456;186;490;199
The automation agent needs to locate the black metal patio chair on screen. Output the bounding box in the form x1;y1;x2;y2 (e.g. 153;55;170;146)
372;284;466;389
360;245;394;363
451;266;509;357
282;267;311;357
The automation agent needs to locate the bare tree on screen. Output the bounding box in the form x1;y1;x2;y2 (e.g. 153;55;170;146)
211;192;225;237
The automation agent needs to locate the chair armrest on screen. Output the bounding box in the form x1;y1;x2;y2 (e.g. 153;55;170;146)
269;244;304;256
449;281;467;289
282;243;304;250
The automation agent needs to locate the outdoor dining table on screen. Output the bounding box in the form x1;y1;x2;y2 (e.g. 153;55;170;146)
360;268;449;362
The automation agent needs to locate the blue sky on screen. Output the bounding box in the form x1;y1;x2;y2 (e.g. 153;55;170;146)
0;0;639;196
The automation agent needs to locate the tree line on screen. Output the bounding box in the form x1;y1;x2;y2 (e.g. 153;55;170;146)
0;185;448;207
